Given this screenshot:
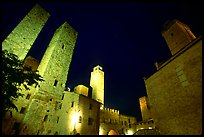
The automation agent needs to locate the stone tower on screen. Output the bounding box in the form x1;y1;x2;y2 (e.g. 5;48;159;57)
90;65;104;106
161;19;196;55
36;22;78;98
18;22;78;134
2;4;50;60
139;96;152;121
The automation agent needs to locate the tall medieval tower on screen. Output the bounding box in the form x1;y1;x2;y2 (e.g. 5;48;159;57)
36;22;78;98
2;4;78;135
161;19;196;55
90;65;105;106
19;22;78;135
139;96;152;121
2;4;50;60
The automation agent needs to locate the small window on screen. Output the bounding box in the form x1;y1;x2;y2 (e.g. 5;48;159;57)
89;104;92;110
26;94;31;100
79;116;82;123
88;117;93;125
20;107;26;114
57;117;59;123
170;32;174;36
128;119;130;123
62;44;64;49
129;124;131;128
44;115;48;122
54;80;58;86
61;94;64;100
71;101;74;107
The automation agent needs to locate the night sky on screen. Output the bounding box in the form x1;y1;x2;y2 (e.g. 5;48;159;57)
1;1;202;121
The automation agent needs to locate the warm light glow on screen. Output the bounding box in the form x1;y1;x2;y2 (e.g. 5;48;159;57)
127;129;134;135
149;127;153;129
72;112;79;128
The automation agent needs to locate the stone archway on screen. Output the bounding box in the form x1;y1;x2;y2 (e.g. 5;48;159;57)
108;129;119;135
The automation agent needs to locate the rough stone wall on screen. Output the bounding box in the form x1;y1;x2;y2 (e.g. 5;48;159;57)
144;38;202;135
78;95;101;135
161;20;196;56
18;22;78;135
99;109;137;135
139;96;152;121
2;4;50;60
74;85;89;96
37;22;78;98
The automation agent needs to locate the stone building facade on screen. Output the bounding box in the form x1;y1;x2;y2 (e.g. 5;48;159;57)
2;4;137;135
144;19;202;135
2;4;78;135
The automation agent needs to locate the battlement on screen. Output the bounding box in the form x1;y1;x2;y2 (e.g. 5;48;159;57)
104;107;120;114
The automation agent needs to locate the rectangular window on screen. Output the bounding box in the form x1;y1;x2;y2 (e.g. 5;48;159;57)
89;104;92;110
79;116;82;123
54;80;58;86
57;117;59;123
61;94;64;100
26;94;31;100
20;107;26;114
88;117;93;125
71;101;74;107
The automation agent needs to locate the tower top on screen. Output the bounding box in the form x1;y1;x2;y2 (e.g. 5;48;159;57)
162;19;191;33
93;65;103;71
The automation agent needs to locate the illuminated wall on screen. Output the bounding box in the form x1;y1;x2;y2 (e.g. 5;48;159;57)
139;96;152;121
2;4;78;135
99;108;137;135
74;85;89;97
2;4;50;60
19;22;78;135
90;65;104;105
161;19;196;56
144;20;202;135
58;90;101;135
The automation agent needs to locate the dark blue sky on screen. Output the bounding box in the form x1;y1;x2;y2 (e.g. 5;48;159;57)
1;1;202;120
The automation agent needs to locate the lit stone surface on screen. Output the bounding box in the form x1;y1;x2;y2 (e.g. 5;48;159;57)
90;65;105;105
161;19;196;56
2;4;139;135
19;22;78;135
99;108;137;135
145;20;202;135
139;96;152;121
2;4;50;60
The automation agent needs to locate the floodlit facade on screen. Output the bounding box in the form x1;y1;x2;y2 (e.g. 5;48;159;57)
2;4;78;135
2;4;137;135
144;19;202;135
90;65;105;106
2;4;50;60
